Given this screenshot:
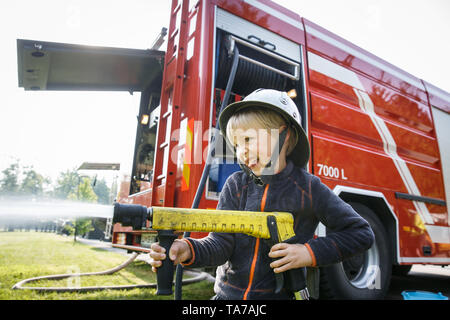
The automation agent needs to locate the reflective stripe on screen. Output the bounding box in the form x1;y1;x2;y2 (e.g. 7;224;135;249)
308;52;435;226
261;183;269;212
305;24;424;89
353;89;434;225
181;118;194;191
243;238;260;300
400;257;450;263
308;52;364;90
309;54;450;246
425;225;450;244
426;84;450;103
243;183;269;300
243;0;304;31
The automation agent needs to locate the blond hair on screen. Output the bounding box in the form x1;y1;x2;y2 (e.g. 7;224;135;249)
226;108;298;155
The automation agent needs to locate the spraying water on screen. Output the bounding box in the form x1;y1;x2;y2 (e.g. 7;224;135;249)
0;196;114;229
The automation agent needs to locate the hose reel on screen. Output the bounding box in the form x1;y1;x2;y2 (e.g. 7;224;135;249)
215;34;300;97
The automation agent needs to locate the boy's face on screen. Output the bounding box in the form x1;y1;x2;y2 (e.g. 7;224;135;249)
230;125;285;176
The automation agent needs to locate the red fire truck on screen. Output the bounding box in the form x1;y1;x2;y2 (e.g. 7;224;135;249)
17;0;449;299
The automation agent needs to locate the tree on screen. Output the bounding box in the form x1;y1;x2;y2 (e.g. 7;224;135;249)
20;166;50;196
0;161;20;195
75;218;94;237
68;177;98;203
61;219;93;237
93;178;111;204
53;168;80;199
54;169;107;203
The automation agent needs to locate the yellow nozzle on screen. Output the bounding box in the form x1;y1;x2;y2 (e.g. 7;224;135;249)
150;207;295;241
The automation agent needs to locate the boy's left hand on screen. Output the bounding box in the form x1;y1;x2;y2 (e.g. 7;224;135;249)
268;243;313;273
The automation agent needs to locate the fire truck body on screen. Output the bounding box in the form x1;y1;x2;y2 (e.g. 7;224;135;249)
304;18;450;264
16;0;449;299
115;0;450;298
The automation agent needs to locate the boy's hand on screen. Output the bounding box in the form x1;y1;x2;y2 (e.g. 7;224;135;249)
268;243;313;273
149;239;192;273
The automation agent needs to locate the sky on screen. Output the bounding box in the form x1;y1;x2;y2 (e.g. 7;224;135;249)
0;0;449;189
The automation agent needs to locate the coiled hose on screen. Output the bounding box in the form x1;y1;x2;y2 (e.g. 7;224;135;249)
215;33;289;96
12;252;209;292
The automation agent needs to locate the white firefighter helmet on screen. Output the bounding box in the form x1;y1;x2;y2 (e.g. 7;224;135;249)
218;88;310;168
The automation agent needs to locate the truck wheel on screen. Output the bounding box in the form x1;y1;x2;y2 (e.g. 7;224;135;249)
392;265;412;276
319;202;392;299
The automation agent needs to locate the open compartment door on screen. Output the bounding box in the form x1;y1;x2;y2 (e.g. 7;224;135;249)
17;39;164;92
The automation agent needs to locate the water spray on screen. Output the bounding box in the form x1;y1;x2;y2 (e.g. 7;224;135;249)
9;200;209;293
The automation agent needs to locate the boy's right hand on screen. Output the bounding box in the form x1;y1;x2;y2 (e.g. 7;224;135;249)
149;239;192;273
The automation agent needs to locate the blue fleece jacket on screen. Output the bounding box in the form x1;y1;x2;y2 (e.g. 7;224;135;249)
184;161;374;300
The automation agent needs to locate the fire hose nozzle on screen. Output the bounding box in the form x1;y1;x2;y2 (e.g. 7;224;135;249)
112;203;149;230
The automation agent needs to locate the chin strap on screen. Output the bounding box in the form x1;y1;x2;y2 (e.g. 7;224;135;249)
239;128;289;186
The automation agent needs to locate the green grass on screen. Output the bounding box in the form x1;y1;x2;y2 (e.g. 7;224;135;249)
0;232;214;300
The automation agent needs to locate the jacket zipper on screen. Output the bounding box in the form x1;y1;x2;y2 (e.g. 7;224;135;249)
243;183;269;300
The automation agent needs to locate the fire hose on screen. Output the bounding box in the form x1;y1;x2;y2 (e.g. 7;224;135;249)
12;251;210;292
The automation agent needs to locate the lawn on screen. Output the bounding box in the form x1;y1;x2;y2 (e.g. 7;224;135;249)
0;232;215;300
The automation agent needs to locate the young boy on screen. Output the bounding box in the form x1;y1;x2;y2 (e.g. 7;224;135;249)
149;88;374;300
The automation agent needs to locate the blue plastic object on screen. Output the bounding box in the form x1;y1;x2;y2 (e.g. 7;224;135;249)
402;290;448;300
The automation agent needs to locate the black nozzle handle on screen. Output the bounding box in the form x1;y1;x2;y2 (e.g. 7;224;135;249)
285;266;307;293
266;216;308;298
156;230;178;295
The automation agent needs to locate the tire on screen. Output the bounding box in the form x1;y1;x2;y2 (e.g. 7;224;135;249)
392;265;412;276
319;202;392;299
